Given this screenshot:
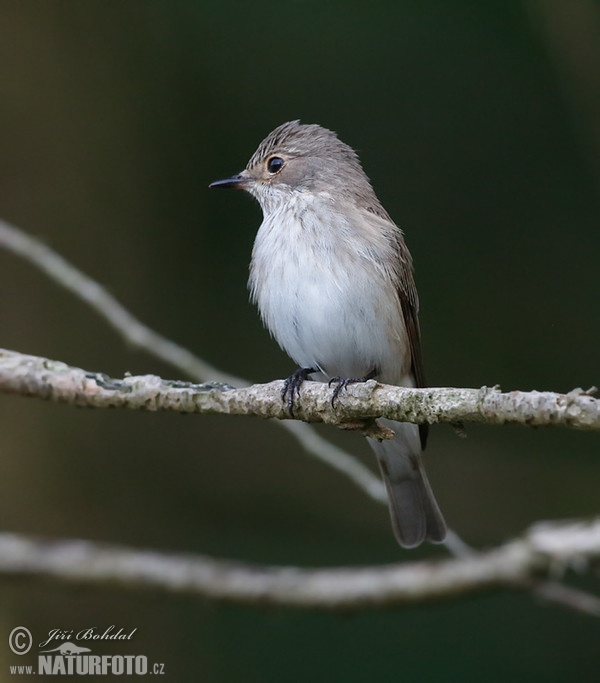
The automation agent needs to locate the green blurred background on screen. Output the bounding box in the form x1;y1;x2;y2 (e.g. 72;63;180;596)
1;1;599;680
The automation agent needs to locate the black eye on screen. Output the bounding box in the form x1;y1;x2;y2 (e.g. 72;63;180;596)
266;156;284;174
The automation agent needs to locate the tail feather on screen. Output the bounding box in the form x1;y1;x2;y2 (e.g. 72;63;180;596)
368;418;446;548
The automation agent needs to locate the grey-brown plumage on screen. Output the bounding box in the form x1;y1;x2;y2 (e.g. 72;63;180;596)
210;121;447;548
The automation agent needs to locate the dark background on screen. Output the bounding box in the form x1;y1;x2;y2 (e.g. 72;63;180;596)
1;1;599;681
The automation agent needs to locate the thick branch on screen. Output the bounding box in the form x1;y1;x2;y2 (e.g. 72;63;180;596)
0;349;598;431
0;520;599;610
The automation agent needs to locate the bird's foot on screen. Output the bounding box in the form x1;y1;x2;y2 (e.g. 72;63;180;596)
281;367;317;416
328;369;377;407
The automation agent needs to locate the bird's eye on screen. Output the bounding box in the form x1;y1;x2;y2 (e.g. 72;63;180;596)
266;156;285;174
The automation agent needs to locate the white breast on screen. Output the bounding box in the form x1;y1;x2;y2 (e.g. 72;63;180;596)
248;192;410;383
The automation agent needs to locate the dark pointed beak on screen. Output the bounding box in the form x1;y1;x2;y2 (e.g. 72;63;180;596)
209;173;250;189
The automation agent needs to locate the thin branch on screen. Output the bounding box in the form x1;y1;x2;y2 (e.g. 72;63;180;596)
0;349;598;431
532;581;600;616
0;520;598;611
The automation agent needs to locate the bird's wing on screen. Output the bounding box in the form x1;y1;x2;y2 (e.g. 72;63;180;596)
396;240;429;450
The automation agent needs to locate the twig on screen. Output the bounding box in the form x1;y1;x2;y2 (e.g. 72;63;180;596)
532;581;600;616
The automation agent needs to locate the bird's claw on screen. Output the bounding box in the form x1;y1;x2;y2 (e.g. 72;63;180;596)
281;367;316;416
328;376;360;407
328;369;377;407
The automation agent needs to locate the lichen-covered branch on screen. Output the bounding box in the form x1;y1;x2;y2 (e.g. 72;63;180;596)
0;520;599;612
0;348;598;431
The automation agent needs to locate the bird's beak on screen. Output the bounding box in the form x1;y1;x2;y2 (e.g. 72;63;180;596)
208;173;251;189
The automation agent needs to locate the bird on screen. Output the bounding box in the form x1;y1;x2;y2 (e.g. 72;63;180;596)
210;120;447;548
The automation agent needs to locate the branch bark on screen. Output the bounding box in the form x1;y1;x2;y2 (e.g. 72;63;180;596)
0;348;598;431
0;520;599;611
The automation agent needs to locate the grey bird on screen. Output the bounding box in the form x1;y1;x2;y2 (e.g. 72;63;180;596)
210;121;447;548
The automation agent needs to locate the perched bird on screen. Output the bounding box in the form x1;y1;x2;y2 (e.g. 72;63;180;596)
210;121;447;548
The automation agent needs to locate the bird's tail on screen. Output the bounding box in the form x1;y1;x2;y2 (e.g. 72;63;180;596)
368;418;447;548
